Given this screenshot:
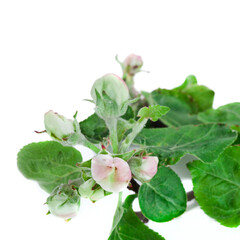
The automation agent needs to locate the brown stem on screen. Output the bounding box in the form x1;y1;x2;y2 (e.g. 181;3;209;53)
127;178;140;194
187;190;195;201
135;211;149;223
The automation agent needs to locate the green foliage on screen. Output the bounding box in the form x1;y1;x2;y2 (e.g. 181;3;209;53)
17;141;83;193
17;55;240;236
137;105;170;122
109;195;165;240
134;123;237;165
198;103;240;145
198;102;240;129
188;146;240;227
138;167;186;222
80;113;109;143
80;106;135;144
121;106;135;120
174;75;197;90
142;75;214;126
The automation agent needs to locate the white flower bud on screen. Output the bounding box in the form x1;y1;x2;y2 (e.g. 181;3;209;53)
129;156;159;182
90;74;130;118
91;154;132;193
123;54;143;76
78;178;105;202
46;184;80;220
44;110;75;142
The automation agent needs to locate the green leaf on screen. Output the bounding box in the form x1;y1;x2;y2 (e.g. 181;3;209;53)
187;146;240;227
173;75;198;90
117;118;134;142
198;103;240;145
80;113;109;143
80;109;135;144
138;166;186;222
143;75;214;126
138;105;170;122
134;123;237;164
17;141;83;193
109;195;165;240
121;106;135;120
148;89;201;126
198;102;240;128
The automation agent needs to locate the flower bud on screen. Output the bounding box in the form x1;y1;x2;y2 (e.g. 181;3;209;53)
91;154;132;193
128;156;159;182
78;178;105;202
123;54;143;76
46;184;80;220
44;110;75;142
90;74;130;118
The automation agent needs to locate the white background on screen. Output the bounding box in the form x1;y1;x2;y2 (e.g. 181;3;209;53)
1;0;240;239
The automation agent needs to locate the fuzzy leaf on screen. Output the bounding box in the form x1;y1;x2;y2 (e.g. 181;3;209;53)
138;166;186;222
138;105;170;122
109;195;165;240
134;124;237;165
80;113;109;143
17;141;82;193
187;146;240;227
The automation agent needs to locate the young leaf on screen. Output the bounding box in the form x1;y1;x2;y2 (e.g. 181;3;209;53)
109;195;165;240
80;113;109;143
138;166;186;222
134;123;237;164
187;146;240;227
17;141;83;193
138;105;170;122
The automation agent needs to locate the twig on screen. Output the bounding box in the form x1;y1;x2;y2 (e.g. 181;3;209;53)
127;178;140;194
135;211;149;223
187;190;195;201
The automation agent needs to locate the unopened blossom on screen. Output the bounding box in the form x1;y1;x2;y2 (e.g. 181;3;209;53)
44;110;75;141
91;154;132;193
123;54;143;76
128;156;159;182
46;184;80;220
90;74;130;118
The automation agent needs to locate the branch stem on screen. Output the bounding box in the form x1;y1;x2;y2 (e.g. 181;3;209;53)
105;118;119;154
83;141;100;154
187;190;195;201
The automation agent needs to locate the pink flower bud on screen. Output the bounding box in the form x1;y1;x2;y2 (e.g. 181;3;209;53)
129;156;159;182
123;54;143;76
91;154;132;193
